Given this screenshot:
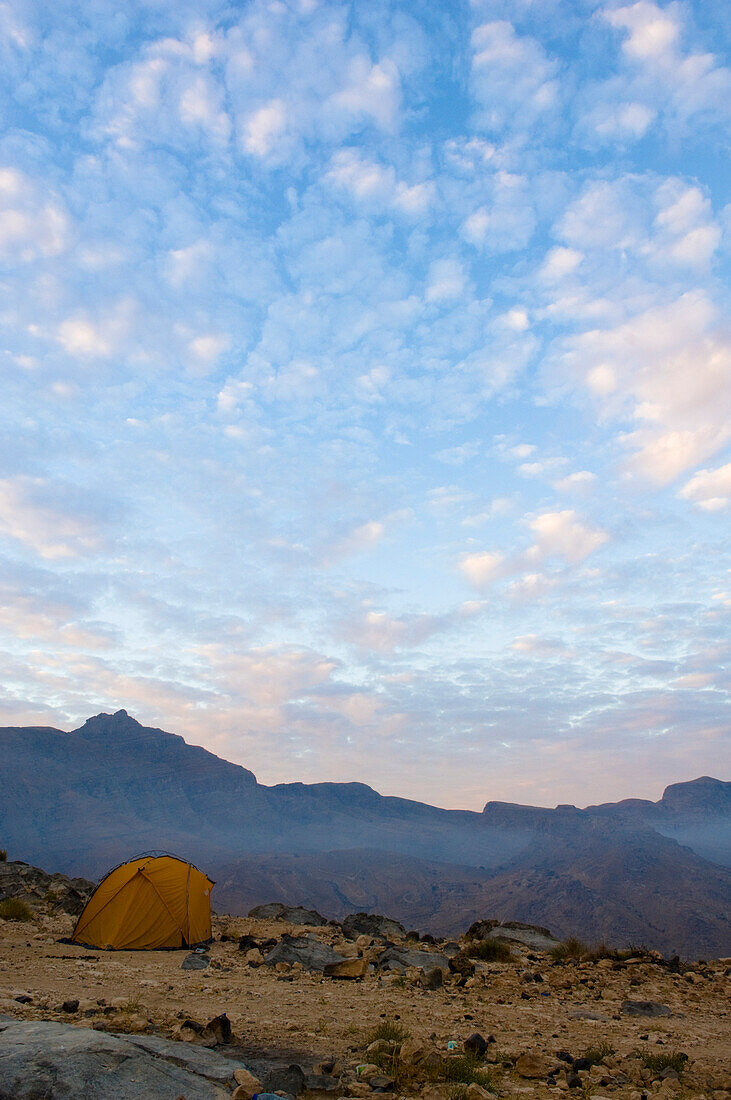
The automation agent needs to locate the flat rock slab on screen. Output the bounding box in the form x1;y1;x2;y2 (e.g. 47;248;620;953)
621;1001;672;1017
263;934;345;971
0;1017;252;1099
123;1033;254;1084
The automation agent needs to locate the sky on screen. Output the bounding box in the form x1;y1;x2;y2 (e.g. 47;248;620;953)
1;0;729;810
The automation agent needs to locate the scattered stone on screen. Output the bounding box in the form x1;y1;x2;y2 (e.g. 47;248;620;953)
245;947;264;966
448;952;476;977
515;1053;554;1078
182;952;210;970
464;1033;489;1056
232;1067;263;1098
248;903;327;926
465;1085;492;1100
369;1075;395;1091
201;1013;232;1046
622;1001;672;1017
324;956;369;979
419;966;444;990
262;1063;307;1096
13;995;32;1004
60;999;79;1013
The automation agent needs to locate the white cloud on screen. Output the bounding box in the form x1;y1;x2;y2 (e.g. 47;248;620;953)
470;21;559;132
328;58;401;131
0;168;70;261
0;478;101;559
242;99;288;156
426;258;466;303
553;471;597;494
462;171;535;252
562;291;731;483
528;510;609;564
678;463;731;511
326;149;432;216
458;550;506;588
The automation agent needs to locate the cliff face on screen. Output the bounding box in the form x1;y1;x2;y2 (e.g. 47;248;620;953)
2;711;729;957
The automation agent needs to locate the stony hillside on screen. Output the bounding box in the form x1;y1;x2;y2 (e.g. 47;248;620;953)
0;882;728;1100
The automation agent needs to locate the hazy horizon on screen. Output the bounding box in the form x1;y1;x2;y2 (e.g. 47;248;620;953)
1;0;729;809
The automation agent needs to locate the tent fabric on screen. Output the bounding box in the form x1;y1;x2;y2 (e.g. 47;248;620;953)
72;855;214;950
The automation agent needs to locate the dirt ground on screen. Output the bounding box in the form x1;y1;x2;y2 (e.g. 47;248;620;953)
0;909;728;1099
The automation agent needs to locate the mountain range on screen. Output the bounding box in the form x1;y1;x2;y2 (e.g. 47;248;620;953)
2;709;729;957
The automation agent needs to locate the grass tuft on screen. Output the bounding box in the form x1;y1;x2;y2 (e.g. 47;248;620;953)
549;937;588;961
583;1043;615;1066
0;897;33;921
638;1051;688;1076
0;849;7;862
435;1053;494;1088
367;1019;409;1045
469;939;513;963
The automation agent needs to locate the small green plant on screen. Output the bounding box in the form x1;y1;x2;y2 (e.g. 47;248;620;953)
367;1019;409;1045
0;897;33;921
470;939;513;963
119;995;142;1016
583;1043;615;1066
549;937;588;961
638;1051;688;1076
0;849;7;861
435;1053;494;1088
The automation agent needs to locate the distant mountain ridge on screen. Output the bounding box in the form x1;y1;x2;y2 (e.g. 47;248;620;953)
2;710;729;957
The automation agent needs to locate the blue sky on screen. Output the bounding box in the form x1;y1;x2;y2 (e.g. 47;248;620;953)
1;0;729;809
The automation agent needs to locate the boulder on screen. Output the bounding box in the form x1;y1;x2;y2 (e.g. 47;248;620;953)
263;934;345;972
342;913;406;939
515;1052;554;1078
324;956;369;979
621;1001;672;1017
0;1017;256;1098
467;919;560;952
248;902;327;926
377;946;449;972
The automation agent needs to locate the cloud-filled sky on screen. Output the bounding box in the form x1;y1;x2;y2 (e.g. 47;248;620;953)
1;0;729;809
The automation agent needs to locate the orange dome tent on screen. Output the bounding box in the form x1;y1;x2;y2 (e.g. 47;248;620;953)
72;854;214;950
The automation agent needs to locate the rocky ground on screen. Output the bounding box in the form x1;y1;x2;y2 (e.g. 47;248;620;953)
0;875;728;1100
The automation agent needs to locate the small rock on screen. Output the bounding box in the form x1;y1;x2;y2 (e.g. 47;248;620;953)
366;1040;394;1057
448;952;476;977
369;1075;395;1091
621;1001;672;1018
356;1064;381;1080
233;1067;264;1097
464;1033;489;1056
202;1012;232;1046
515;1053;553;1079
245;948;264;966
420;967;444;990
61;999;79;1013
181;952;210;970
324;956;369;979
465;1086;492;1100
